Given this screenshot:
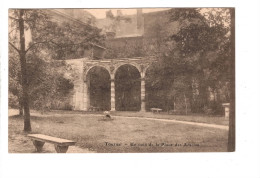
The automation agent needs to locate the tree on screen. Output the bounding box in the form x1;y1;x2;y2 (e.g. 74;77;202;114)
9;46;24;115
8;9;104;131
155;8;231;113
173;16;228;111
26;52;74;111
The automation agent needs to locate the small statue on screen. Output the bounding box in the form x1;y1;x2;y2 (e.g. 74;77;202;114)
103;111;112;120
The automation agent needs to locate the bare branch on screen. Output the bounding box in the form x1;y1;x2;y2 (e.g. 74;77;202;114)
8;27;20;35
8;15;19;21
9;42;20;54
25;41;47;53
25;38;58;53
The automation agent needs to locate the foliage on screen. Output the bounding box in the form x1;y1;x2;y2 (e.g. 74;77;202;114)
146;8;232;114
8;46;23;107
105;37;144;59
9;9;105;60
8;9;105;131
9;47;74;111
27;52;74;111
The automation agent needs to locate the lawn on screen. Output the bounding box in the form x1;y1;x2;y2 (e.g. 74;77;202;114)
8;110;228;153
113;111;229;126
47;110;229;126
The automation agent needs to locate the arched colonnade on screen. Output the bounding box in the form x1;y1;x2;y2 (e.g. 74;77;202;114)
82;57;155;112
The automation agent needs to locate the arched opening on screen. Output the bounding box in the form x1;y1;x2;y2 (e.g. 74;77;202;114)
87;66;111;111
145;64;174;111
115;64;141;111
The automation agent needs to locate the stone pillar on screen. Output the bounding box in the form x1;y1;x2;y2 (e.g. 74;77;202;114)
83;76;90;111
110;76;116;111
141;77;146;112
222;103;230;119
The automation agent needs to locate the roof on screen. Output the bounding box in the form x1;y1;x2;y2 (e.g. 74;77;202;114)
49;9;95;26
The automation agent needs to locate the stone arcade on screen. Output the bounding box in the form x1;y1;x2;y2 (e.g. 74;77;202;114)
66;56;156;112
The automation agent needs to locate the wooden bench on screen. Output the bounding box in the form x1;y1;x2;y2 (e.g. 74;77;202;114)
168;109;181;114
28;134;76;153
150;108;162;113
88;106;101;112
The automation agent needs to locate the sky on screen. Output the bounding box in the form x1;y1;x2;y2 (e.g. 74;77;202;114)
85;8;170;19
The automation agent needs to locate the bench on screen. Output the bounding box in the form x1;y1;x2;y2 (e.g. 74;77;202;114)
88;106;101;112
28;134;76;153
168;109;181;114
150;108;162;113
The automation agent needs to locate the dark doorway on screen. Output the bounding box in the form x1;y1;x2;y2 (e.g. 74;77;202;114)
145;64;172;111
88;66;111;111
115;65;141;111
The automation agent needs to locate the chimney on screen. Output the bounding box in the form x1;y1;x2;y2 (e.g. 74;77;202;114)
137;9;143;29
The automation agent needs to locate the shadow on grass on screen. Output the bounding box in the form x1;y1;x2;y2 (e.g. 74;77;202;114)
9;115;44;121
98;118;114;122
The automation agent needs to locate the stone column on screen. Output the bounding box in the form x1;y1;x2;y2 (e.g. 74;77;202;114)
222;103;230;119
83;77;90;111
141;77;146;112
110;76;116;111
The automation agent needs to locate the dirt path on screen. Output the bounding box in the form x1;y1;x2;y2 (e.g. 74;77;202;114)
113;116;229;130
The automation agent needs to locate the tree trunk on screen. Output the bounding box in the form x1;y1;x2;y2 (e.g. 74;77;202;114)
184;93;188;115
198;73;208;113
18;99;23;116
19;10;31;132
188;76;195;113
228;8;235;152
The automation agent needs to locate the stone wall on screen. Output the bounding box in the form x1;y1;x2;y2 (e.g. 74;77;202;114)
103;9;180;59
64;58;86;110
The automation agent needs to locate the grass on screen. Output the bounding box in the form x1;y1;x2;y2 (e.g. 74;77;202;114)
9;110;228;153
47;110;229;126
113;111;229;126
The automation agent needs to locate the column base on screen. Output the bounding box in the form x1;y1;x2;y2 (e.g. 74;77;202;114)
33;140;45;152
55;145;69;153
139;109;146;113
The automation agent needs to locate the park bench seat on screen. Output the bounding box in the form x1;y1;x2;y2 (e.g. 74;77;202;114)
28;134;76;153
88;106;101;112
151;108;162;113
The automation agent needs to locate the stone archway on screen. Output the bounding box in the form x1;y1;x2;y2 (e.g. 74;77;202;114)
85;66;111;111
114;64;141;111
81;57;156;112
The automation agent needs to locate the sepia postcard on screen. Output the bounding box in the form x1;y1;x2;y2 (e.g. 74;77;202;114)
8;8;235;154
